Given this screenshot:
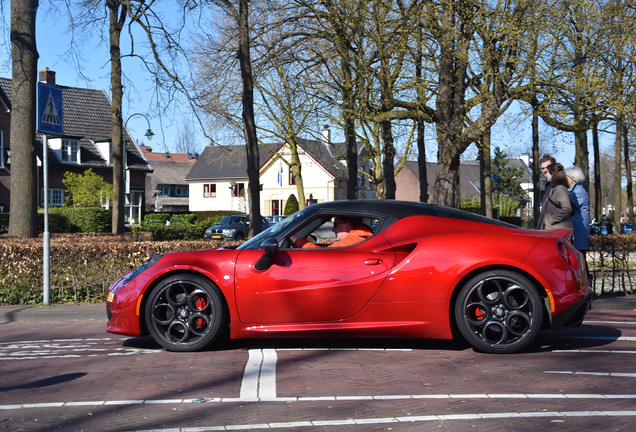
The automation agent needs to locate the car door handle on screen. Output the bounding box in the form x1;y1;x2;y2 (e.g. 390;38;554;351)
364;259;383;265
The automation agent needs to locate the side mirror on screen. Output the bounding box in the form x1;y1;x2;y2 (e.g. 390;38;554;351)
254;238;279;271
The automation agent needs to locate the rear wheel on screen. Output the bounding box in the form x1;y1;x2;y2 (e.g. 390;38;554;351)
455;270;543;354
145;274;226;352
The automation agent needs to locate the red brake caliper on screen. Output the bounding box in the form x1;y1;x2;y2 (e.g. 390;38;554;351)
196;298;207;330
475;307;486;321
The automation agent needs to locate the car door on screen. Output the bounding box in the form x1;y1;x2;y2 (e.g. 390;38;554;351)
233;233;396;324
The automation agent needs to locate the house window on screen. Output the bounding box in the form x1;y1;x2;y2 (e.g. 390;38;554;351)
41;188;64;207
125;191;143;225
204;184;216;198
61;140;80;163
232;183;245;197
175;185;189;196
271;199;282;216
157;184;170;195
289;167;296;185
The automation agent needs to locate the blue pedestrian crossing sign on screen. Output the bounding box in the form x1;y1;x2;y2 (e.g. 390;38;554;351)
37;82;64;134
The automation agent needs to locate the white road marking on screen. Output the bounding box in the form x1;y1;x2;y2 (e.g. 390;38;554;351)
239;348;277;400
552;349;636;353
279;348;411;351
547;336;636;341
585;320;636;325
545;371;636;377
2;393;636;410
0;337;156;360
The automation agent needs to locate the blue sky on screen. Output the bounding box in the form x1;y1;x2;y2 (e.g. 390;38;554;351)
0;2;190;153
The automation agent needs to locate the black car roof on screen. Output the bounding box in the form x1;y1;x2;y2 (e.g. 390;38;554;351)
306;200;518;228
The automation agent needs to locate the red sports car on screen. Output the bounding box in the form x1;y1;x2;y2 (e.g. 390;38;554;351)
106;200;591;354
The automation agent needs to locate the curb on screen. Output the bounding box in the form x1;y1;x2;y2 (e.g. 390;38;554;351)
0;304;107;324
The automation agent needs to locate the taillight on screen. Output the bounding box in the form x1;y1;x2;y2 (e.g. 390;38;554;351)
558;241;580;270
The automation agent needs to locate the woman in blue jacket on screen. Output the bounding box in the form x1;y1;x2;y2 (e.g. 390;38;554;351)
565;166;591;259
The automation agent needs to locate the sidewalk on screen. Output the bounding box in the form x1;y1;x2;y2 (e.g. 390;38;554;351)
0;295;635;324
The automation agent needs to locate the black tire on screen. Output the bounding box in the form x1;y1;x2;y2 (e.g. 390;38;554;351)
145;274;226;352
455;270;543;354
234;232;244;241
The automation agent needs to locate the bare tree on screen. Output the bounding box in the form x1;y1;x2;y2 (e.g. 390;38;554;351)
8;0;39;237
174;118;201;154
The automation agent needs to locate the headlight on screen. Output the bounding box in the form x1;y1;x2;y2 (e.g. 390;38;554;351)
122;254;162;284
222;229;236;234
205;228;212;233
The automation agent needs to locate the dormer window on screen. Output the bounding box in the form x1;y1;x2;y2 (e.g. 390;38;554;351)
61;139;80;164
95;139;112;165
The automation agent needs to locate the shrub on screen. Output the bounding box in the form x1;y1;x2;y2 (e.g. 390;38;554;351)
0;213;8;233
170;213;198;224
284;194;299;215
37;208;112;233
142;222;208;241
62;169;112;207
143;213;171;225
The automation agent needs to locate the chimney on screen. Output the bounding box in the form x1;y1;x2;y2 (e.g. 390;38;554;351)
322;125;331;144
39;68;56;85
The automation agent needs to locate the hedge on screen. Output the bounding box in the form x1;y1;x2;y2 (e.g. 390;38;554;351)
0;233;240;305
0;208;112;234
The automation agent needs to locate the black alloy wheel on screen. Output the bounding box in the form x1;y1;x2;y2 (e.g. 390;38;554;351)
455;270;544;354
145;274;226;352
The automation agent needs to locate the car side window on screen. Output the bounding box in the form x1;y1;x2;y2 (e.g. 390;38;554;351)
287;215;380;249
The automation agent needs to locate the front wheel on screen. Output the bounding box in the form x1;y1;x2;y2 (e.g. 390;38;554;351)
455;270;544;354
145;274;226;352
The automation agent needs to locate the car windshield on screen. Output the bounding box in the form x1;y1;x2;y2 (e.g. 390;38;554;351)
237;208;313;250
218;216;245;225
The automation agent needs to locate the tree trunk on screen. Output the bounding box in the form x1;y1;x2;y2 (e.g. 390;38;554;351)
342;57;357;200
434;143;461;208
288;140;306;210
532;110;541;225
108;0;126;234
8;0;39;238
614;111;623;229
593;122;602;222
624;124;633;224
417;119;428;202
237;0;261;237
381;120;396;199
481;131;493;218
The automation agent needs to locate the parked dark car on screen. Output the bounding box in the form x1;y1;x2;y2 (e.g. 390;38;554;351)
204;214;270;241
266;215;287;225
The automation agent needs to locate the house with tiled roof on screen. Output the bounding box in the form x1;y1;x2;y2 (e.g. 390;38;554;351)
0;69;152;222
186;129;374;215
395;158;533;214
139;145;198;212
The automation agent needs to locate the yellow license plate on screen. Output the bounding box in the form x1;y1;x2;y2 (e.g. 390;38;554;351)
107;292;114;303
212;235;222;239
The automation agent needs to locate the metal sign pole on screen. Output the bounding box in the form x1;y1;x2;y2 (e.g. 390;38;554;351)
43;134;50;305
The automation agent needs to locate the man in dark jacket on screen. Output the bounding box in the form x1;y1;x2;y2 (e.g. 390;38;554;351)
535;154;557;230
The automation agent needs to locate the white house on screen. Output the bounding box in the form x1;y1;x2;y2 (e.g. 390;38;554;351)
185;133;374;215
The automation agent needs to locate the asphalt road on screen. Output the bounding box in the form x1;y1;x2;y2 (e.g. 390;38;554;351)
1;304;636;431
